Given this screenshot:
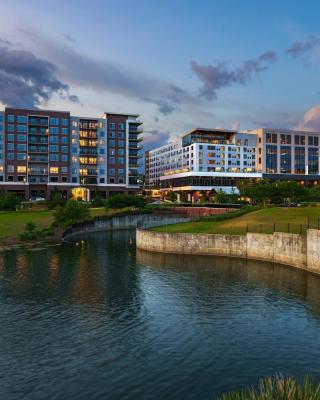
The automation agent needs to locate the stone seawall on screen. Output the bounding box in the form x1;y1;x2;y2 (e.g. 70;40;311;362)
63;214;190;240
136;228;320;274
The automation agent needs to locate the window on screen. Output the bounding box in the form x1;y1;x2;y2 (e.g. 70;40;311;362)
118;178;124;184
17;144;26;151
118;123;125;130
61;118;69;126
18;135;26;142
109;168;115;176
118;140;125;147
61;146;68;153
61;128;68;135
118;168;125;176
61;155;68;162
50;177;59;182
118;132;125;138
308;148;319;174
7;143;14;151
50;118;59;125
99;149;105;154
294;147;305;174
7;165;14;173
109;131;115;138
0;125;2;132
118;157;125;164
50;145;59;152
109;123;116;130
17;125;27;132
0;115;3;122
17;116;27;123
17;166;26;173
109;149;115;155
99;169;105;175
7;124;14;132
280;146;292;173
50;136;59;143
109;177;115;183
118;149;125;155
50;154;59;161
7;114;14;123
266;133;277;144
61;167;68;174
72;147;78;154
99;131;105;138
61;137;68;144
109;157;115;164
266;145;277;173
50;167;59;174
7;134;14;141
50;127;59;134
109;140;115;147
99;177;105;183
72;177;78;183
18;153;27;160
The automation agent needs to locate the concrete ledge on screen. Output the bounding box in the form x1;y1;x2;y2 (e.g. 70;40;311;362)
136;228;320;274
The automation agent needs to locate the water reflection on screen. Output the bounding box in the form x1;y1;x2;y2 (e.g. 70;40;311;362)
0;231;320;400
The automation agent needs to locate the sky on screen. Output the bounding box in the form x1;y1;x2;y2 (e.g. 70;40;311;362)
1;0;320;150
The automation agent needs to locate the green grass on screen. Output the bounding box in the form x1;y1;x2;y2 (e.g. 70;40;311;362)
153;207;320;235
0;207;114;239
216;375;320;400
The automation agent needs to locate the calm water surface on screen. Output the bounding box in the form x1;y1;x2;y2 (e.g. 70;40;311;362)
1;230;320;400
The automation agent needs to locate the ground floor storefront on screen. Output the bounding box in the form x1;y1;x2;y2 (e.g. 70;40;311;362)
0;184;139;201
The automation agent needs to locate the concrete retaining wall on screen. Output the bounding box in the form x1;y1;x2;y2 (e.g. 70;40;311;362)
136;228;319;273
63;214;190;240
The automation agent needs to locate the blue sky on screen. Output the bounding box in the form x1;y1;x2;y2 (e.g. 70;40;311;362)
1;0;320;149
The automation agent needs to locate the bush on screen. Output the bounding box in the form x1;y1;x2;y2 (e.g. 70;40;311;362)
217;375;320;400
25;221;36;232
105;194;147;209
18;231;38;241
53;199;90;227
91;191;104;207
0;192;22;211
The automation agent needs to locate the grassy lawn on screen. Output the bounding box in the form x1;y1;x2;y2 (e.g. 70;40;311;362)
0;207;112;239
153;207;320;235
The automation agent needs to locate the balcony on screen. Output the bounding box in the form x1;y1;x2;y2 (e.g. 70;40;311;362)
28;156;48;163
28;146;48;154
28;176;48;184
129;144;143;150
129;153;143;159
28;118;49;126
28;169;48;175
129;126;143;134
129;135;143;141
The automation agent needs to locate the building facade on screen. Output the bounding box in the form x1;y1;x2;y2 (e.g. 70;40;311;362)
145;128;320;202
0;107;143;200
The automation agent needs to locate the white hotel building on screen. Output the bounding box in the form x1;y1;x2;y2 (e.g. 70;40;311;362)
145;128;320;201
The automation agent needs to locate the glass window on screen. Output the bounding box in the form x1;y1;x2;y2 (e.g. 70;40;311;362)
109;131;115;138
99;149;105;154
266;145;277;173
50;145;59;152
109;123;116;130
72;147;78;154
280;146;292;174
61;137;68;143
61;167;68;173
99;169;105;175
118;140;125;147
7;124;14;132
118;168;125;176
118;132;125;138
7;114;14;123
109;157;115;164
17;144;26;151
118;157;125;164
7;153;14;160
50;136;59;143
17;116;27;123
294;147;305;174
109;140;115;147
308;148;319;174
17;153;26;160
99;131;105;138
61;146;68;153
118;149;125;155
109;149;115;155
7;143;14;151
109;168;115;176
17;135;26;142
50;127;59;134
61;119;69;126
118;123;125;130
50;154;59;161
7;134;14;141
0;125;2;132
61;128;68;135
50;118;59;125
0;115;3;122
61;155;68;162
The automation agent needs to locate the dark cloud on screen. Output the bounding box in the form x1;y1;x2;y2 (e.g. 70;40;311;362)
286;36;320;57
143;129;171;150
0;41;79;107
64;33;76;43
19;29;196;116
191;51;277;100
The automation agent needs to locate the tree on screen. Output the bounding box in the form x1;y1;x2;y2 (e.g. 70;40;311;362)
91;190;104;207
0;192;21;211
53;199;90;227
105;194;147;209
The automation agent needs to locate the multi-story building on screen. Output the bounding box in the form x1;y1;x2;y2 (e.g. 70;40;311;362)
0;107;143;200
145;127;320;202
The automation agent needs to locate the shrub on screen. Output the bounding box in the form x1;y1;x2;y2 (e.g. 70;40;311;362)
25;221;36;232
105;194;147;209
18;231;38;241
0;192;22;211
91;191;104;207
217;375;320;400
53;199;90;227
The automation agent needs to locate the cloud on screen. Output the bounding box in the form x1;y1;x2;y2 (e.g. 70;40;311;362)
0;41;78;107
231;121;240;131
286;36;320;58
191;51;277;100
297;104;320;131
143;129;171;150
19;29;195;116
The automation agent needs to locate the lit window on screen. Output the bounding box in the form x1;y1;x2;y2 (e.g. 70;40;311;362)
17;166;26;173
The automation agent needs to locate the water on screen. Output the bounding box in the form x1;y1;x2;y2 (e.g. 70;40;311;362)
1;231;320;400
